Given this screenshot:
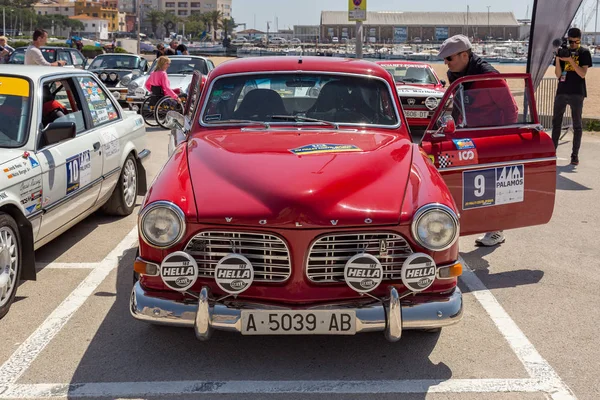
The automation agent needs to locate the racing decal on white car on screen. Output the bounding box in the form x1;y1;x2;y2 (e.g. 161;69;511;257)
401;253;436;292
100;130;120;158
344;253;383;293
66;151;91;195
215;254;254;295
462;164;524;210
19;176;42;215
160;251;199;292
3;160;31;179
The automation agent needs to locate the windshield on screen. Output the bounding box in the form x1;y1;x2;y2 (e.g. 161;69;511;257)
0;76;31;148
380;64;438;85
150;57;208;75
89;55;140;69
202;73;399;126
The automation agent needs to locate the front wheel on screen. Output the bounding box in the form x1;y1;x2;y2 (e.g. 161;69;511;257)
0;214;21;320
101;154;138;216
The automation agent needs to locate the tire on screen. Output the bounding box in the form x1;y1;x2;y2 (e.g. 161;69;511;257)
101;154;138;216
141;97;159;127
155;96;184;129
0;213;22;320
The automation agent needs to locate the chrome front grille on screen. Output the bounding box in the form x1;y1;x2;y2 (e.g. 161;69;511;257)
184;231;291;282
306;232;413;283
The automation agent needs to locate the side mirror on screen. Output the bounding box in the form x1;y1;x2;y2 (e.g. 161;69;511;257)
40;122;76;147
440;79;446;88
443;117;456;134
164;111;185;130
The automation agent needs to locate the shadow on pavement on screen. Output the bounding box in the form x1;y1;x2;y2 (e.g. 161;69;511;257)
556;164;591;191
66;246;451;399
460;247;544;294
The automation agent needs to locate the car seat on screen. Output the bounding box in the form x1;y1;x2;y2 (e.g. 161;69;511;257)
306;81;349;114
232;89;287;120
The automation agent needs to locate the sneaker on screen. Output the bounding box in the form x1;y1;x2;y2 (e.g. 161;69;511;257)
570;156;579;166
475;231;505;247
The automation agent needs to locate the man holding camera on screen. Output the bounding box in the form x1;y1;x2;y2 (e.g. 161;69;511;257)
552;28;592;166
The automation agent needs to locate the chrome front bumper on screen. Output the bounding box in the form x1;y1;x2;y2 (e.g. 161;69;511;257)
130;283;463;342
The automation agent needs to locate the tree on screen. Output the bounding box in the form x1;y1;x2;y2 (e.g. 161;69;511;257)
163;12;178;39
199;12;212;39
220;17;237;42
146;10;164;39
206;10;222;41
184;16;205;40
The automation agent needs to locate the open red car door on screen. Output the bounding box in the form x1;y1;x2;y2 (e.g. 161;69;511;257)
420;73;556;236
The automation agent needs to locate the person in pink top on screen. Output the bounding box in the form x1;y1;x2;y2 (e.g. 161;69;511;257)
144;56;180;100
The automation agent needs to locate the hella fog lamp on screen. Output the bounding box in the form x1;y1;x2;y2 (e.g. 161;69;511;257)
134;87;146;97
411;204;459;251
139;201;186;249
109;72;118;81
99;72;108;81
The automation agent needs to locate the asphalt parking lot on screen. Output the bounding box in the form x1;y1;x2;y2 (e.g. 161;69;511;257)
0;128;598;400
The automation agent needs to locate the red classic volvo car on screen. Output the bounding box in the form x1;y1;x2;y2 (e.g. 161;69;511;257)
130;57;556;341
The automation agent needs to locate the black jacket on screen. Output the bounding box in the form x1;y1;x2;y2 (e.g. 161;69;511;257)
447;54;498;83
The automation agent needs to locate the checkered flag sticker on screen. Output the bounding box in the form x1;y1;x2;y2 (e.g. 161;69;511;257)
438;154;452;168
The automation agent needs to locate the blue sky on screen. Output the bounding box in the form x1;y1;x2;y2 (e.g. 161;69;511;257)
231;0;539;32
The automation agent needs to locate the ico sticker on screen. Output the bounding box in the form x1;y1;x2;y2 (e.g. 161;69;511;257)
344;253;383;293
160;251;198;292
215;254;254;295
401;253;436;292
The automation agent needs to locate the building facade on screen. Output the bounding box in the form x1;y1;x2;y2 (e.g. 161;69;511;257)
69;15;110;39
293;25;320;42
320;11;521;44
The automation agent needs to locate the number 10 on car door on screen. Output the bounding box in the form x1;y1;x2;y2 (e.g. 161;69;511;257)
66;150;91;194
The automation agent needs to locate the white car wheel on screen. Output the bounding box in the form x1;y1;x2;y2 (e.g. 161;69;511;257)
0;215;21;320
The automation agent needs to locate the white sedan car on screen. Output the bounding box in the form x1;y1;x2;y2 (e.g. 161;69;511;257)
0;66;150;319
124;55;214;110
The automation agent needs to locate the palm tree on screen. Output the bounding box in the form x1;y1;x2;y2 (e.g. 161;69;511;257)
146;11;164;39
163;13;179;39
207;10;223;41
199;13;212;40
220;17;237;43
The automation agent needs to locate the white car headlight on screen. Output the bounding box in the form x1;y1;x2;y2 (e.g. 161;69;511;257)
139;202;186;248
411;204;459;251
128;81;139;90
135;87;146;97
120;75;132;86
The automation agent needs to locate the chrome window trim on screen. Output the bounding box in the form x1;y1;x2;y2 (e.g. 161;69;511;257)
183;230;292;283
411;203;460;252
437;156;556;172
199;70;402;130
305;231;414;283
138;201;186;249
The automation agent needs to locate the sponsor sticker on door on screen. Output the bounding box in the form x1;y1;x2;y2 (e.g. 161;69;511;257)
66;151;91;194
462;164;524;210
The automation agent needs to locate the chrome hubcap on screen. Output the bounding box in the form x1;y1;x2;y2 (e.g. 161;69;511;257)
0;227;18;308
122;159;137;208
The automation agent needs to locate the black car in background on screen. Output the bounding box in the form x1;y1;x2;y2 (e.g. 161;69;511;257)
8;46;87;68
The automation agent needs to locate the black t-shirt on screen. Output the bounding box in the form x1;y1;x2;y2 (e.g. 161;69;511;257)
556;46;593;97
176;44;188;54
165;47;177;56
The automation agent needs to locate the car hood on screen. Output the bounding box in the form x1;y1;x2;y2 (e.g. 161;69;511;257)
396;84;445;97
129;74;192;92
186;129;414;227
0;149;27;166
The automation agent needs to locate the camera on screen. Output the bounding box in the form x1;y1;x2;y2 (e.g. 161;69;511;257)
553;38;572;58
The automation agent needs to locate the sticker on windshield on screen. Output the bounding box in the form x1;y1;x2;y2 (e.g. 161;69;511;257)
452;138;476;150
463;164;524;210
289;144;363;155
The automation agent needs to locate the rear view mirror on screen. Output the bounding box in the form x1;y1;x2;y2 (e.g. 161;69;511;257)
440;79;447;88
40;122;76;147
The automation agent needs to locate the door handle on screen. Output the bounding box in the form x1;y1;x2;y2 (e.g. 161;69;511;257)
93;142;101;151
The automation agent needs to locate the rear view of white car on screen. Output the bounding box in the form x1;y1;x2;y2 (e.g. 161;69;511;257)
0;66;150;319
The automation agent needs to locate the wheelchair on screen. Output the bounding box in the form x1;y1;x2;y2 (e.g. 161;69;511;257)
141;86;186;129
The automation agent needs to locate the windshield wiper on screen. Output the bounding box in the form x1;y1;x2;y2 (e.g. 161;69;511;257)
204;119;270;128
270;115;339;130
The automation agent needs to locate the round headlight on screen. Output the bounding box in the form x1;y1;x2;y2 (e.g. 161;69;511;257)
411;204;459;251
109;72;118;81
99;72;108;81
139;202;186;248
128;81;139;90
135;87;146;97
120;75;132;85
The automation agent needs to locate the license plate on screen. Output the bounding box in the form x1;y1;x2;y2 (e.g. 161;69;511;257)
405;110;430;119
241;310;356;335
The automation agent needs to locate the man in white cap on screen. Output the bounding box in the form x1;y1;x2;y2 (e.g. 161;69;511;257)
437;35;518;247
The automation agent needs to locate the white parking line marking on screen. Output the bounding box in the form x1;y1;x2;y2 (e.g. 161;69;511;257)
0;227;138;387
35;262;99;270
460;267;577;400
0;378;545;398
